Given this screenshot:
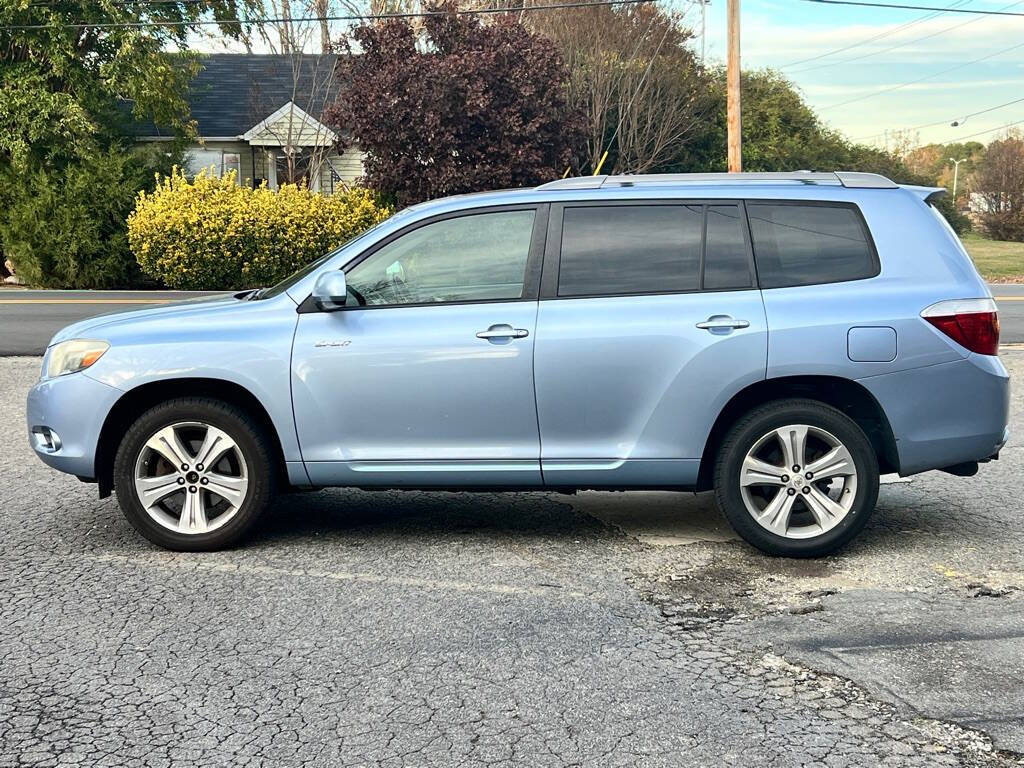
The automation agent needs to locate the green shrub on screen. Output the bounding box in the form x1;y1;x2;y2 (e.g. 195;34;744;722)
128;169;390;290
0;146;172;288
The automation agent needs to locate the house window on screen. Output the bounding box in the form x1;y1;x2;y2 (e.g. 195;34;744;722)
184;149;222;179
184;149;241;184
223;153;241;179
275;148;314;188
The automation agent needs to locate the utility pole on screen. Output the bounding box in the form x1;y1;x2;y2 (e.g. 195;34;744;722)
700;0;708;63
727;0;741;172
949;157;967;200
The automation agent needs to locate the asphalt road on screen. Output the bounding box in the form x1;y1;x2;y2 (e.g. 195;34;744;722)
0;290;229;356
2;352;1023;766
2;286;1023;355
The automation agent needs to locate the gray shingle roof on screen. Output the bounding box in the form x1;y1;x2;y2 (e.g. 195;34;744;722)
131;54;340;138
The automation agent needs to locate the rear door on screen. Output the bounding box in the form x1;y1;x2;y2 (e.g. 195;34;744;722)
534;200;768;488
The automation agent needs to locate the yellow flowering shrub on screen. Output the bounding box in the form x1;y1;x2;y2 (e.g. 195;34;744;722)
127;168;391;290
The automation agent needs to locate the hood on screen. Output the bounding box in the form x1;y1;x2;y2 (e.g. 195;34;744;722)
49;293;243;347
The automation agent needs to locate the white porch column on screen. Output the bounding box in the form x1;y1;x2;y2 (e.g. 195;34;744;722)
266;150;277;190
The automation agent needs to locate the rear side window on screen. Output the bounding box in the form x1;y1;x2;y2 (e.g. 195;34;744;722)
747;203;877;289
556;203;754;297
558;205;703;296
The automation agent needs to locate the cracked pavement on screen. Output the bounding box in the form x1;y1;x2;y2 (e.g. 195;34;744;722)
2;353;1022;767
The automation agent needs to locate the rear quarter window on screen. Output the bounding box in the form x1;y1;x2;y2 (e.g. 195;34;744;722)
747;202;878;289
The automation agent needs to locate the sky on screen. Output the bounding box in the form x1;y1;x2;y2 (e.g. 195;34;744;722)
195;0;1023;149
699;0;1024;147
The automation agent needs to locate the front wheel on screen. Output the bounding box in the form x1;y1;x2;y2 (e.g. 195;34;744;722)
113;397;277;551
714;399;879;557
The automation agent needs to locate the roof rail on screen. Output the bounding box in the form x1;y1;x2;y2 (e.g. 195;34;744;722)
536;175;608;190
537;171;898;191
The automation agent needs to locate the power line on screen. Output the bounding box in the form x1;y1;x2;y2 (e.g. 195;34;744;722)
948;119;1024;141
1;0;656;31
820;38;1024;110
795;0;1024;14
853;95;1024;140
780;0;970;69
789;0;1024;74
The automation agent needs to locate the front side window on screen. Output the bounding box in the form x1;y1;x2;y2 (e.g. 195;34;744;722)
558;205;703;297
748;203;876;289
345;209;536;306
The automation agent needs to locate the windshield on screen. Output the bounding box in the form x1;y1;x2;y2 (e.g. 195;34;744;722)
257;215;397;300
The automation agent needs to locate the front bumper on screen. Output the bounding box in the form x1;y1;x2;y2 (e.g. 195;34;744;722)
26;372;123;478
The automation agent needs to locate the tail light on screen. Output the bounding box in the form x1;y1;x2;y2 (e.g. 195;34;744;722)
921;298;1000;356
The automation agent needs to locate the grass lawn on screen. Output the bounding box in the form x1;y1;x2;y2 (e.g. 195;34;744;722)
962;233;1024;282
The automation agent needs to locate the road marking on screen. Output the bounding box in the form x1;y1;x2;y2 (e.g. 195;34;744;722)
995;296;1024;301
0;299;174;304
90;552;596;600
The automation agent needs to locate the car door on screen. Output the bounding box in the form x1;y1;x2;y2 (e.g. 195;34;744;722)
534;200;768;488
292;205;547;487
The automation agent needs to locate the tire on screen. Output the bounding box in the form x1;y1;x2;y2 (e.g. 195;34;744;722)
113;397;277;551
714;398;879;558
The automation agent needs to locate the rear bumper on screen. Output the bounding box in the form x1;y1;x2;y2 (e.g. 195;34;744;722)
26;372;122;478
857;354;1009;476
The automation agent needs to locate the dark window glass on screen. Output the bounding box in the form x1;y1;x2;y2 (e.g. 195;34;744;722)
346;210;535;306
747;203;876;289
703;205;752;290
558;205;702;296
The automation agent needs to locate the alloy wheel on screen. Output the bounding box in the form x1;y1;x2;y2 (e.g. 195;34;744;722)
133;421;249;535
739;424;858;540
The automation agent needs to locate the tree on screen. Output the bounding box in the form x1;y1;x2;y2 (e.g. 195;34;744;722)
530;3;714;175
0;1;253;286
902;141;985;204
325;5;585;205
973;132;1024;242
676;69;867;173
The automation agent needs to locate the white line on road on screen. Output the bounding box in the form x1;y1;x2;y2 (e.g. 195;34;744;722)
90;552;596;600
0;299;173;304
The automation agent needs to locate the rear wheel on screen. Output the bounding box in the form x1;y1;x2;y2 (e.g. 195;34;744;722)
113;398;276;551
714;399;879;557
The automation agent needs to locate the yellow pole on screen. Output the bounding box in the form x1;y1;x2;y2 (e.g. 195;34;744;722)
593;150;609;176
562;166;572;178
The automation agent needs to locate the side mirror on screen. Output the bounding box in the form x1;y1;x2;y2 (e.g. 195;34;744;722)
312;270;348;311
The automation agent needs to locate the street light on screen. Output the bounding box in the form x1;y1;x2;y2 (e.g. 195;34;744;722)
949;157;967;199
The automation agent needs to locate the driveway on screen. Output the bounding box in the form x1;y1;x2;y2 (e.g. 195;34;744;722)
1;353;1022;767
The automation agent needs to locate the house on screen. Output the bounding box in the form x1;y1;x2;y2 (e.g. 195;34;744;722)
131;54;364;193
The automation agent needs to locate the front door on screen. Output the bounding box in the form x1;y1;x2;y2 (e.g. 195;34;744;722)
534;201;768;488
292;206;546;487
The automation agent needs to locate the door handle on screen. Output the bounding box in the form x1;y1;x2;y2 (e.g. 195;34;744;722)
476;324;529;340
696;315;750;331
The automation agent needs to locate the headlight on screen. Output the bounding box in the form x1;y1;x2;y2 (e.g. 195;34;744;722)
43;339;110;380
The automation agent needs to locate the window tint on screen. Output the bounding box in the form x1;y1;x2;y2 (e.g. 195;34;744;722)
346;210;535;306
558;205;702;296
703;205;752;290
747;203;876;289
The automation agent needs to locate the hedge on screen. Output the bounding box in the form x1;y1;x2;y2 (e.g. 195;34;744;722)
128;168;391;290
1;147;174;289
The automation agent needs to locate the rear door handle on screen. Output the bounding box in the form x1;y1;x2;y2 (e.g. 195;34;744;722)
696;315;750;331
476;324;529;340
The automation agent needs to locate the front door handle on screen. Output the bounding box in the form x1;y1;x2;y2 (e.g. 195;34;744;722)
696;315;750;331
476;324;529;340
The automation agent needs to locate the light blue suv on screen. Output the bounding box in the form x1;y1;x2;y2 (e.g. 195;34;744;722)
27;172;1009;556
